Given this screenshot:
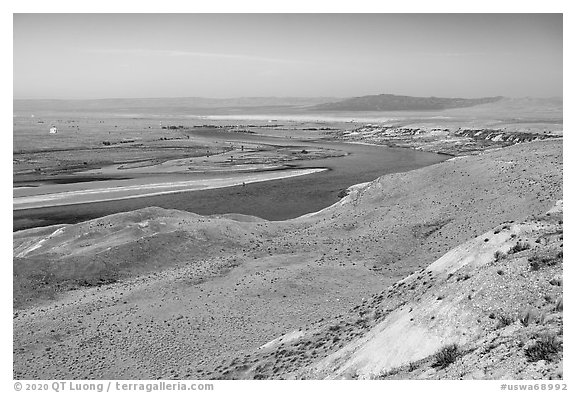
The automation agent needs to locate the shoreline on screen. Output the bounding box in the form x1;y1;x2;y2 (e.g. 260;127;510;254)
13;139;449;231
13;168;328;211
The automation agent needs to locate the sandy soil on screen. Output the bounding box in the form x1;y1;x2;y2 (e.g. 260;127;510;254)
13;139;562;379
303;203;563;380
218;202;563;380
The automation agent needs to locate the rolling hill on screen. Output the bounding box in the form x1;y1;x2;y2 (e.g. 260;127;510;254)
311;94;504;112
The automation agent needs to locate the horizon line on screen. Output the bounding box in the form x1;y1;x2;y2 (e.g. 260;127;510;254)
12;94;564;102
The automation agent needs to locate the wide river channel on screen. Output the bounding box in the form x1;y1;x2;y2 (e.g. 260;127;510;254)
14;129;449;231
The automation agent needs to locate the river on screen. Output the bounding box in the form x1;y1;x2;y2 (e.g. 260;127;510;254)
13;130;448;231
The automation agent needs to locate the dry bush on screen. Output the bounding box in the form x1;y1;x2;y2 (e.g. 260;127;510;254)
508;242;531;254
520;309;539;327
494;251;506;261
528;253;561;271
525;335;562;362
432;344;460;369
496;314;515;329
554;296;563;312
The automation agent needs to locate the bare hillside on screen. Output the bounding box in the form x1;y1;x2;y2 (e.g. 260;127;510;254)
13;140;562;379
217;201;562;379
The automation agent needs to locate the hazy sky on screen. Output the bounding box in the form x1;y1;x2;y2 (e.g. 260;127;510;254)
13;13;562;99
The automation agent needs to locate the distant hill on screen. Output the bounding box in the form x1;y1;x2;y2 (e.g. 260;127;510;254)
311;94;504;111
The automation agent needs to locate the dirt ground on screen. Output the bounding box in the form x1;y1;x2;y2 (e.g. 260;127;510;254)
13;139;562;379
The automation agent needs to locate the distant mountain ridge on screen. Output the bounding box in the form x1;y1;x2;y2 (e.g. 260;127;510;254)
14;94;517;114
311;94;504;111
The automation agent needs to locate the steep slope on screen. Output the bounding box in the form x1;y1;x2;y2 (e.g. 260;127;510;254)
213;201;563;380
314;201;563;380
311;94;503;112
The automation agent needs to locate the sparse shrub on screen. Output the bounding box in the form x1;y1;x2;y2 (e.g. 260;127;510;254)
494;251;506;261
524;335;562;362
508;241;531;254
554;296;563;312
496;314;515;329
537;312;547;325
378;366;402;379
520;309;538;327
528;254;560;271
457;273;471;282
550;278;562;286
432;344;460;369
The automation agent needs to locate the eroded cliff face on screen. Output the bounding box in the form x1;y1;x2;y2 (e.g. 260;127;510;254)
332;125;560;155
